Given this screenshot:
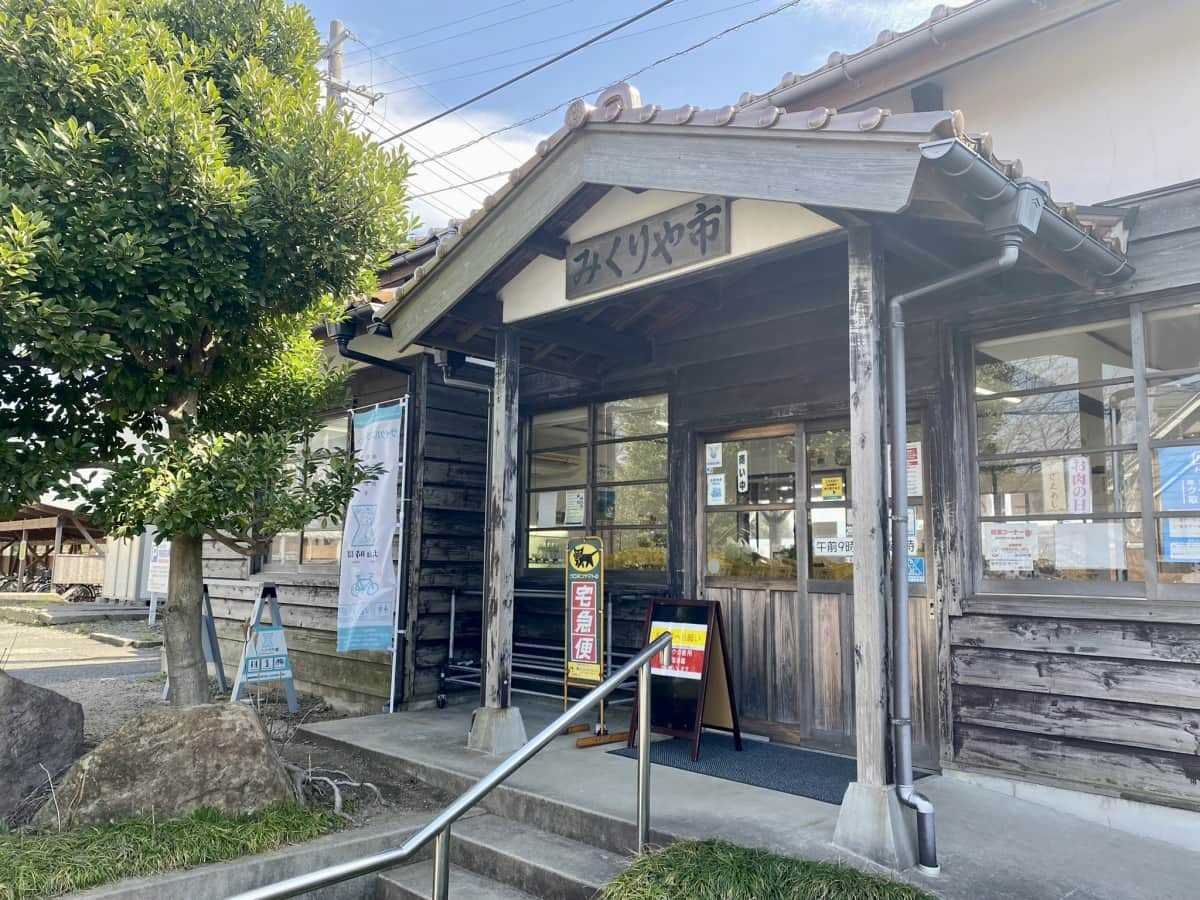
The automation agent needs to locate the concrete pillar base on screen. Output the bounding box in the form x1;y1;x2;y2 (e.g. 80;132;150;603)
833;782;917;871
467;706;528;755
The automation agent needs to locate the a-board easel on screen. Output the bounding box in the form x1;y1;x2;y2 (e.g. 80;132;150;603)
563;537;628;748
627;598;742;761
163;584;227;701
230;582;299;713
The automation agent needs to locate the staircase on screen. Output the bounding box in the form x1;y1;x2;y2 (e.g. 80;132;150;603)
375;811;631;899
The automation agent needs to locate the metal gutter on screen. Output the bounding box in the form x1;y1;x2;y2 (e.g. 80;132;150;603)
920;137;1133;280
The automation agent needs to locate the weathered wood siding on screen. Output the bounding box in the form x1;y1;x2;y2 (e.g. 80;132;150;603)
198;361;491;712
941;184;1200;810
407;370;489;703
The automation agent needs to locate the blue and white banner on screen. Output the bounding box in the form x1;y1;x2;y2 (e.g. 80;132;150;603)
337;400;408;652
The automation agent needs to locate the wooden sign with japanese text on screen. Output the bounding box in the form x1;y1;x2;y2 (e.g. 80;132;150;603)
565;196;731;300
628;598;742;761
565;537;604;683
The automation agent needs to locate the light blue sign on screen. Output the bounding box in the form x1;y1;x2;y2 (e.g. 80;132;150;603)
907;556;926;583
240;625;294;685
1158;446;1200;511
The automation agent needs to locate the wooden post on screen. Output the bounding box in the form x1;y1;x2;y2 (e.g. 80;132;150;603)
52;516;64;587
833;226;916;869
847;225;891;787
468;327;528;754
16;527;27;591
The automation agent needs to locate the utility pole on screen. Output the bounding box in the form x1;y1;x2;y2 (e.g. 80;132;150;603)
322;19;382;113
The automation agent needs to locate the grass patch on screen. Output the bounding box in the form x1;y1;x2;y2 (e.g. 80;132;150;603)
602;840;932;900
0;805;337;900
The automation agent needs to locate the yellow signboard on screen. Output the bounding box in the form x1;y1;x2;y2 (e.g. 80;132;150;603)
821;475;845;500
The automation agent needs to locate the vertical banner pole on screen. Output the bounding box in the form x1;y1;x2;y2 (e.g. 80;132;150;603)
388;396;411;713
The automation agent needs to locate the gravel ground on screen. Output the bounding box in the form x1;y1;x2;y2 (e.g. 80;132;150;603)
61;620;163;644
51;671;166;747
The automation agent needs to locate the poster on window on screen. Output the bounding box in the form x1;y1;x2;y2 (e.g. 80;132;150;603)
1157;447;1200;511
1162;518;1200;563
983;523;1037;572
1065;455;1093;514
337;400;408;652
565;537;604;683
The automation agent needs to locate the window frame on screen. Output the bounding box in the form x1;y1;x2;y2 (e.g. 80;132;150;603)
522;393;670;580
966;296;1200;601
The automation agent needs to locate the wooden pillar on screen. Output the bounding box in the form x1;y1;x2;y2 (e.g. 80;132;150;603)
468;327;528;753
833;226;916;869
16;527;27;591
846;225;891;787
52;516;64;587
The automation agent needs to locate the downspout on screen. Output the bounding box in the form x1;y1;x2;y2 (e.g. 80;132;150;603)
888;243;1020;876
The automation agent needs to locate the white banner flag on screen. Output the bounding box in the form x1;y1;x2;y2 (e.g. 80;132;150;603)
337;400;407;652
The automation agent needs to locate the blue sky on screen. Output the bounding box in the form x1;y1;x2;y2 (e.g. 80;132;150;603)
299;0;938;226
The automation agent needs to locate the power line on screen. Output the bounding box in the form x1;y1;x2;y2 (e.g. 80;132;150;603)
409;171;512;198
406;0;805;166
372;0;769;97
343;0;542;61
380;0;680;144
352;0;583;65
353;38;526;167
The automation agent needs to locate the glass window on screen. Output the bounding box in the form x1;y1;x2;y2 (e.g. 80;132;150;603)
974;320;1134;393
525;394;668;573
1148;374;1200;442
1145;304;1200;373
596;395;669;440
530;447;588;488
707;435;796;505
706;510;797;579
531;406;588;449
269;415;354;567
974;320;1140;585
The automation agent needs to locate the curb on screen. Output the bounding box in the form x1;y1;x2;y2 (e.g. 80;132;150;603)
88;632;163;649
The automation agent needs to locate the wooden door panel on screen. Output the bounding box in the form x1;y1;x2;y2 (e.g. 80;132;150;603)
771;589;805;725
811;591;848;735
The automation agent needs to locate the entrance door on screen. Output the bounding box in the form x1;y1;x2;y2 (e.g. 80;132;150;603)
698;421;941;764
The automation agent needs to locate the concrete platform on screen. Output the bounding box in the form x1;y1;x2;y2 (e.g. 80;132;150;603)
0;602;147;626
301;697;1200;899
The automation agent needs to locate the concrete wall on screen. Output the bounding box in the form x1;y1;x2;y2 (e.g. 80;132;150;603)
869;0;1200;203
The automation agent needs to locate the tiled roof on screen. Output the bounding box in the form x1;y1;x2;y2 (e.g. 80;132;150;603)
389;80;1122;306
736;1;984;110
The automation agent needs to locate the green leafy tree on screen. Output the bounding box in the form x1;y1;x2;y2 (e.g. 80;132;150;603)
0;0;412;703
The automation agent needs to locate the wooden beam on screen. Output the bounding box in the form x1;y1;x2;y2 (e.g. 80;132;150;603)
525;227;568;261
69;514;104;556
16;527;27;591
515;316;651;364
382;128;926;350
0;516;58;533
846;225;891;787
482;327;520;710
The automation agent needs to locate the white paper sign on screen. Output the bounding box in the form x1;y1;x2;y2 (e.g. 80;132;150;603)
1054;522;1125;570
338;402;406;652
705;442;723;469
563;490;586;526
707;473;726;505
1041;457;1067;513
536;492;559;528
1065;456;1093;514
736;450;749;493
147;541;171;595
983;523;1037;572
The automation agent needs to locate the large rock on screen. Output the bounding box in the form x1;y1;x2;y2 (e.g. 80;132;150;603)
32;702;295;830
0;670;84;823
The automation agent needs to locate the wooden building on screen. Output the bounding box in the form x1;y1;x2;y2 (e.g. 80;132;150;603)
204;0;1200;869
0;503;105;591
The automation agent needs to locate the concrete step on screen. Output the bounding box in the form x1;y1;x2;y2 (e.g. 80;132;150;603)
302;728;665;855
451;813;630;900
376;860;536;900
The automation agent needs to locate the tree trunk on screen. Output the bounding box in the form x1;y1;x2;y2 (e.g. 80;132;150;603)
164;532;210;705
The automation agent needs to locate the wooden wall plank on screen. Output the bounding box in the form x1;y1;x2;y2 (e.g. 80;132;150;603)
954;723;1200;811
772;590;806;726
952;647;1200;710
425;407;489;441
811;591;847;735
951;615;1200;664
954;685;1200;757
423;433;487;465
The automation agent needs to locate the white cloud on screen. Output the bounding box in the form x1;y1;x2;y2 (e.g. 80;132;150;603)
347;90;549;231
804;0;943;33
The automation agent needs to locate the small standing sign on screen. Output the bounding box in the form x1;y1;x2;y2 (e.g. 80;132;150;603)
231;582;298;713
563;537;626;747
628;598;742;761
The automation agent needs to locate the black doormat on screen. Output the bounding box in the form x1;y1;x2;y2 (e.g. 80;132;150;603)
609;734;929;805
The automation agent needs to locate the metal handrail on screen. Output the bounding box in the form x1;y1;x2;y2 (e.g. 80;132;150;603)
229;632;673;900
